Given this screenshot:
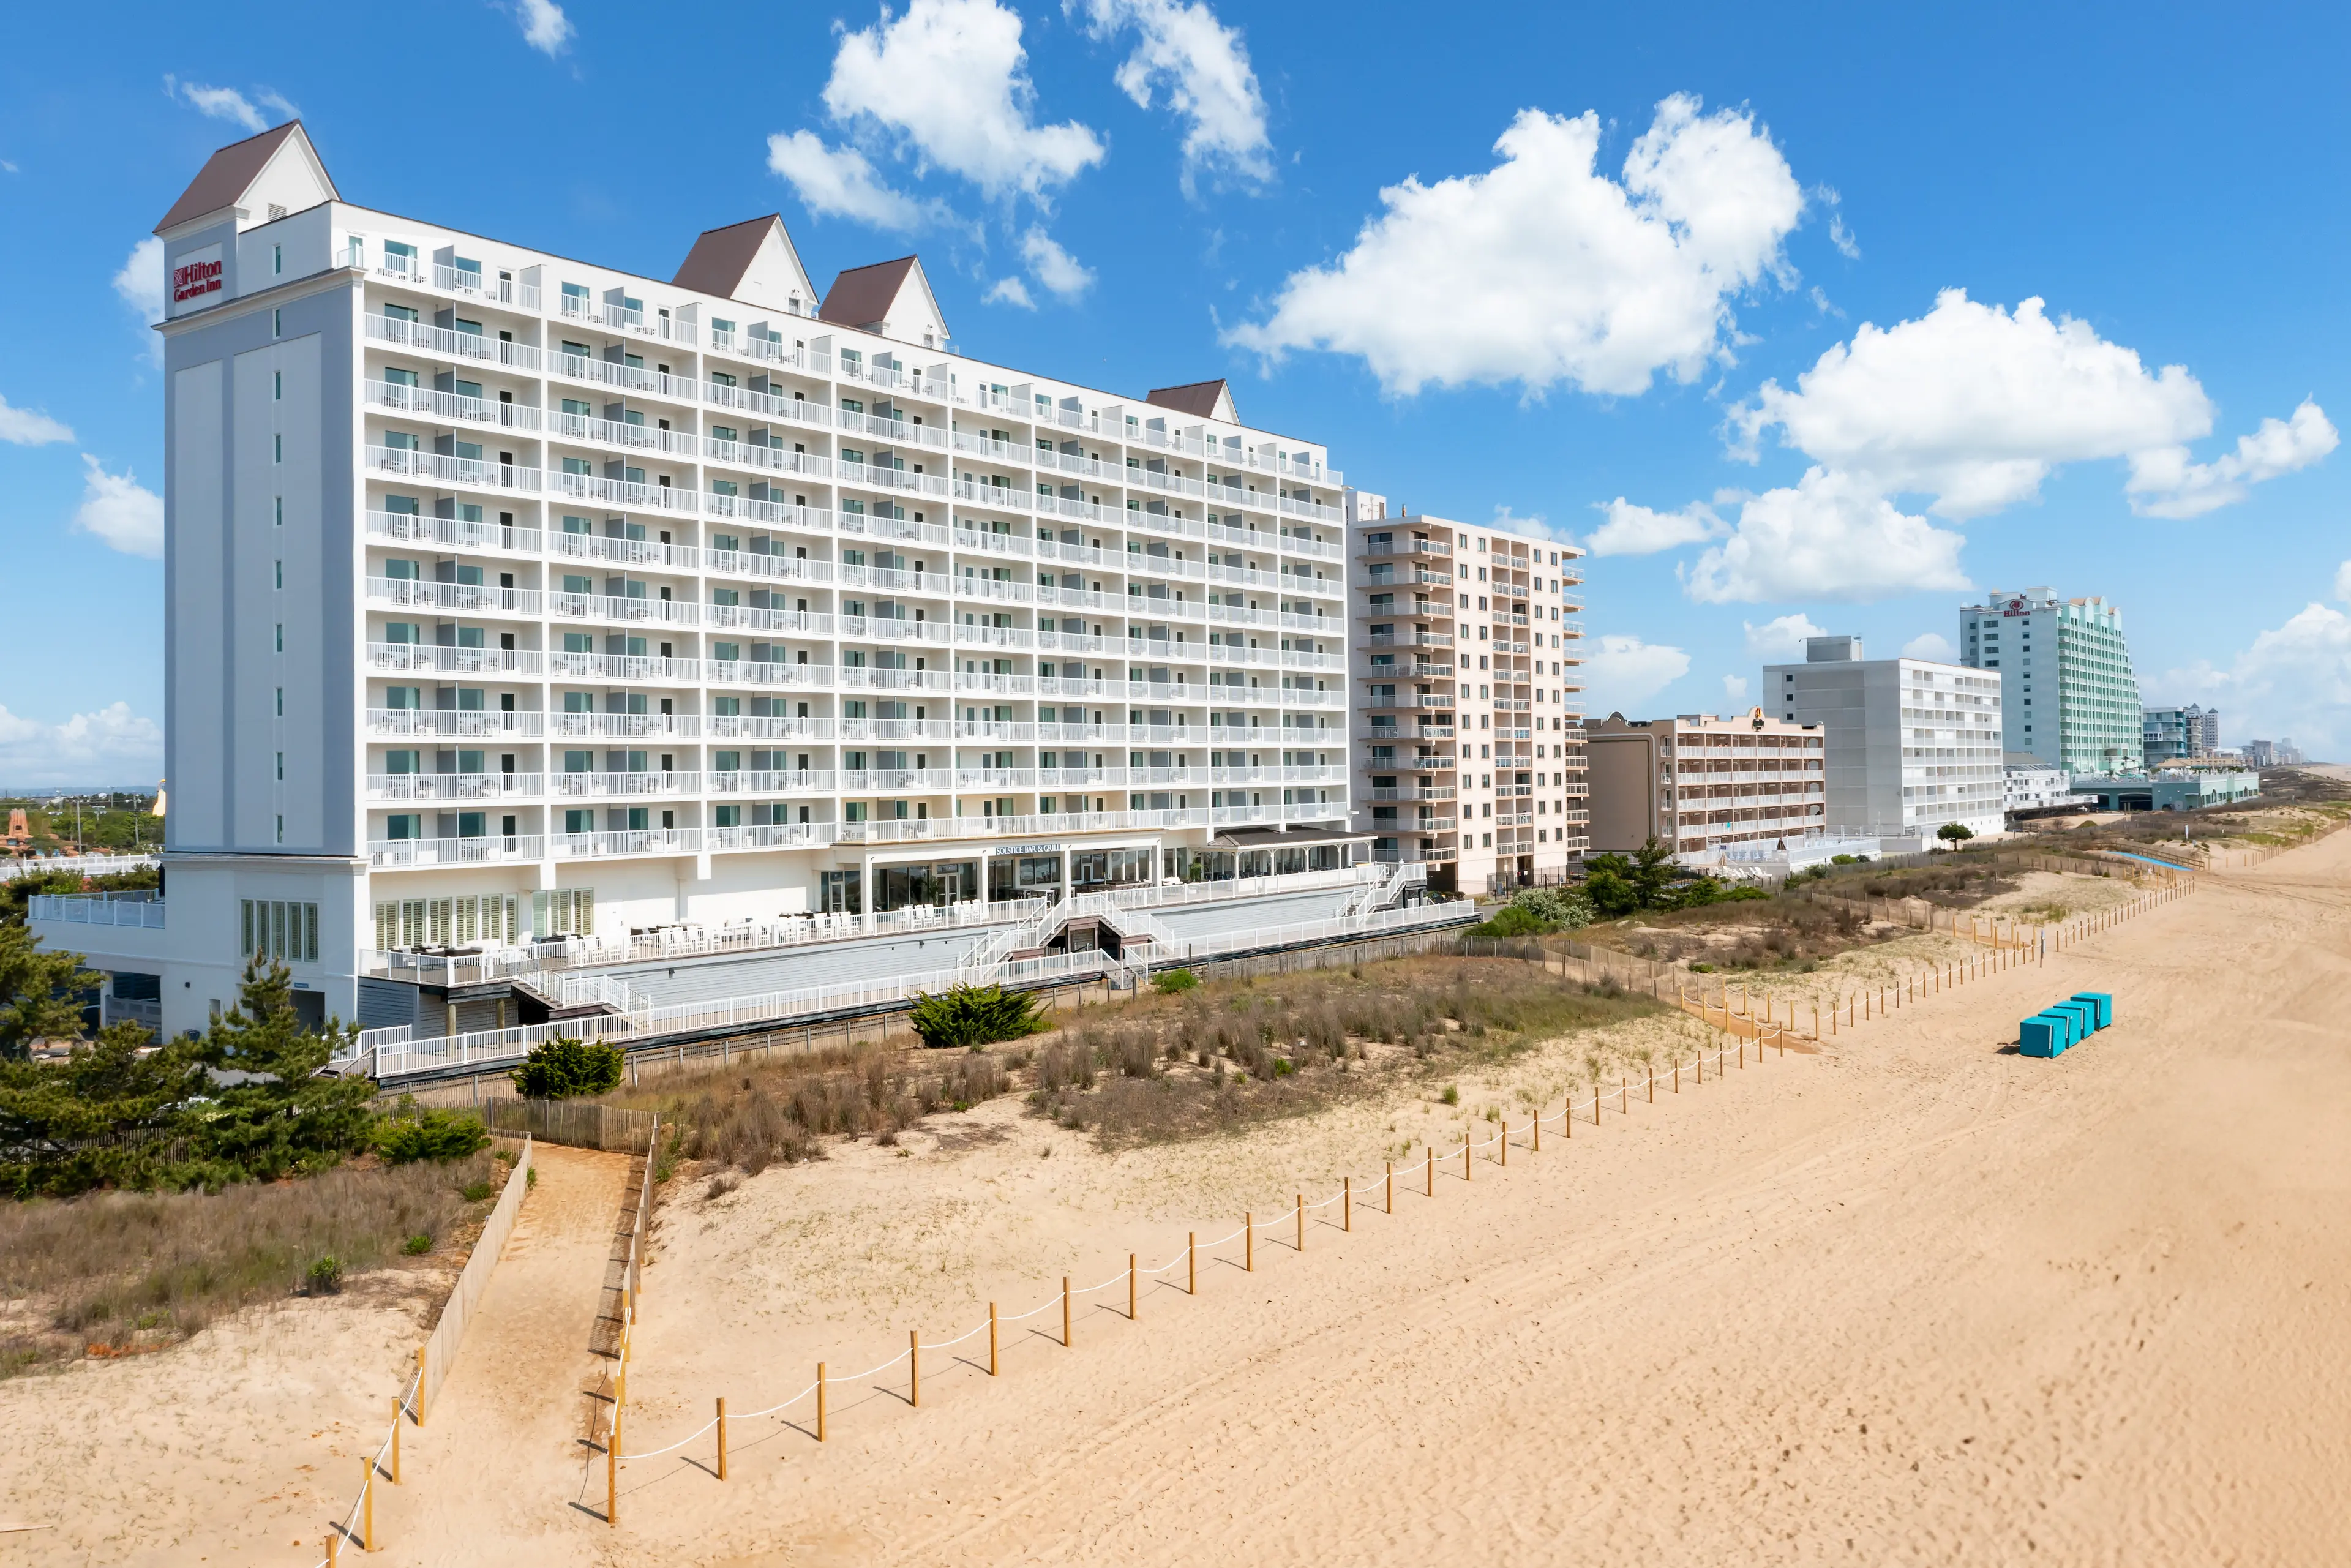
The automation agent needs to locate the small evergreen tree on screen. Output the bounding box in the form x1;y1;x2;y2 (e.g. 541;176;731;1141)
907;983;1051;1049
510;1036;625;1099
185;957;378;1183
0;921;92;1062
1938;822;1976;849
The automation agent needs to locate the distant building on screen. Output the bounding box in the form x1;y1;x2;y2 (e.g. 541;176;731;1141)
1584;710;1825;861
2072;771;2263;812
2244;738;2306;767
1959;588;2142;775
2003;752;2094;822
2143;703;2221;767
1766;636;2006;841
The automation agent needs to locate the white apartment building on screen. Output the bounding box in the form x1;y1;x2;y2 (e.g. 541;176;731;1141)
1583;710;1826;860
1764;636;2006;842
1344;498;1587;895
67;123;1367;1039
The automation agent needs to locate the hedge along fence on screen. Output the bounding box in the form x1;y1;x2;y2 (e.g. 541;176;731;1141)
590;1019;1793;1524
309;1135;534;1564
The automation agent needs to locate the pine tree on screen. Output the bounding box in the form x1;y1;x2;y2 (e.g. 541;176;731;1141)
185;957;378;1182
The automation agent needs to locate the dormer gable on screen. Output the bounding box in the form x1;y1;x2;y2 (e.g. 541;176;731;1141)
1146;378;1239;424
672;215;817;315
819;255;951;350
154;121;337;236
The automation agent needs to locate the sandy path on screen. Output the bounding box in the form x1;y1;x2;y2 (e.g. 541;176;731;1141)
537;837;2351;1565
369;1144;631;1566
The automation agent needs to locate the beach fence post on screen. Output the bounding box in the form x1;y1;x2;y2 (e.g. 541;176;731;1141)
1501;1123;1507;1166
1387;1160;1395;1212
910;1330;920;1408
1188;1236;1197;1296
1129;1254;1138;1319
607;1406;618;1525
989;1304;999;1375
1464;1136;1472;1181
390;1400;400;1485
362;1457;375;1550
327;1534;339;1566
716;1398;727;1482
415;1346;428;1425
1344;1176;1352;1231
1296;1195;1305;1251
817;1364;827;1442
1245;1217;1254;1272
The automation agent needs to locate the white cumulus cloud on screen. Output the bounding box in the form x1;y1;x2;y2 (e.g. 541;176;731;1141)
113;236;165;324
1227;96;1805;396
824;0;1105;202
1488;505;1561;542
0;394;73;446
2334;560;2351;606
1581;634;1691;718
1616;287;2333;606
1585;496;1724;556
1723;674;1750;704
513;0;573;54
767;131;935;231
1020;228;1096;298
1742;612;1827;661
1902;632;1959;662
72;456;164;559
2128;399;2338;519
0;703;164;785
1076;0;1271;192
2156;602;2351;760
983;276;1037;309
1685;467;1969;605
162;76;296;133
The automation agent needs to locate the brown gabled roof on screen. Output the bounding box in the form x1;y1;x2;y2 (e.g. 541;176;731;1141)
672;215;782;299
154;121;323;233
820;256;919;328
1145;379;1235;420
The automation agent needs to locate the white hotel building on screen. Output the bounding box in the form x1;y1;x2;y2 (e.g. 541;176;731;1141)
62;124;1377;1040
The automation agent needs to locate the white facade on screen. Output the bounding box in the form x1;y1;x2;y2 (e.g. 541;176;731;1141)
1344;501;1587;895
1764;637;2006;841
2003;752;2093;818
1584;710;1826;860
86;124;1362;1038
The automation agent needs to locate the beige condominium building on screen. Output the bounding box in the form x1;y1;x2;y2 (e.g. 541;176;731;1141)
1344;495;1586;895
1584;710;1827;860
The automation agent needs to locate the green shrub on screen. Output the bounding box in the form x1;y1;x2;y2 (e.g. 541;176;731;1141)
1441;1084;1460;1106
400;1232;432;1256
1467;904;1550;939
459;1178;494;1202
1509;888;1594;929
907;983;1051;1049
305;1255;343;1293
374;1108;489;1165
509;1036;624;1100
1152;968;1200;994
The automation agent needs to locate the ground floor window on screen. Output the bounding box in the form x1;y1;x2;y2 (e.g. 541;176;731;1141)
1069;847;1152;890
872;859;978;912
819;869;861;914
987;853;1063;902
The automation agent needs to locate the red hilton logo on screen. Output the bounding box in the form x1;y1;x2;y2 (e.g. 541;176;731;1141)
172;257;223;304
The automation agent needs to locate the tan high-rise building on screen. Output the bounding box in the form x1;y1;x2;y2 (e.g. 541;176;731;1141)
1345;495;1586;895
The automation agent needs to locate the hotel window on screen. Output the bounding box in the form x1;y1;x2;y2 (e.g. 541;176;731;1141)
240;900;320;964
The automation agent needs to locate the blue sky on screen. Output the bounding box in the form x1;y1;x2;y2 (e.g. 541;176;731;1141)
3;0;2347;784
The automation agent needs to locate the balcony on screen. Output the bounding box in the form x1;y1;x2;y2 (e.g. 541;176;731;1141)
366;380;540;430
367;643;544;677
366;446;541;493
549;349;696;404
369;708;546;739
549;468;696;514
1356;535;1453;561
368;834;546;868
552;828;700;860
548;651;699;683
1366;785;1456;801
368;509;541;557
549;531;700;571
26;893;165;929
1365;630;1454;649
367;773;542;801
706;380;833;424
364;312;542;372
707;822;836;853
709;769;838;794
367;577;542;617
549;771;703;799
428;263;540;312
549;409;696;457
552;711;705;740
549;590;702;629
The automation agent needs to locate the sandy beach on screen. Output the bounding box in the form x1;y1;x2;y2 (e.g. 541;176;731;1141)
6;835;2347;1565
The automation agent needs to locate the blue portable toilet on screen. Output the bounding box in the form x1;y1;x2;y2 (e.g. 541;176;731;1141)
2070;991;2113;1030
2019;1016;2063;1057
2050;1000;2095;1044
2039;1007;2084;1052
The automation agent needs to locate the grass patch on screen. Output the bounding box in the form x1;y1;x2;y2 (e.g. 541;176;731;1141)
1027;955;1663;1148
0;1150;501;1371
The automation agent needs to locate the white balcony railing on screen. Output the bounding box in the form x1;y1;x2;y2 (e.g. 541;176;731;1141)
366;380;541;430
366;773;542;801
368;707;546;738
366;445;541;493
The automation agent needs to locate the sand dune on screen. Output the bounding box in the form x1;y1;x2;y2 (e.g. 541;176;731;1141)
7;838;2347;1565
